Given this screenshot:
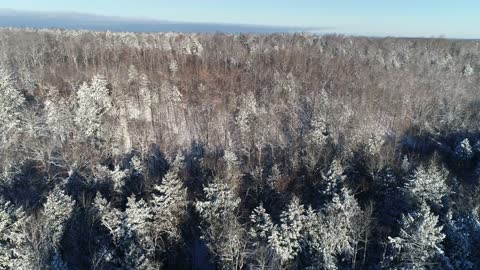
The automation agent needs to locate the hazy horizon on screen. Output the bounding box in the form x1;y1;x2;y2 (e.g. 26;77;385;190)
0;0;479;38
0;9;328;34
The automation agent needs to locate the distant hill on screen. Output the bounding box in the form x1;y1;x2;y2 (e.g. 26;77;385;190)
0;9;324;33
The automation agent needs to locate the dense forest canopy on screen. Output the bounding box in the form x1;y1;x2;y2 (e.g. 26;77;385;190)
0;28;479;269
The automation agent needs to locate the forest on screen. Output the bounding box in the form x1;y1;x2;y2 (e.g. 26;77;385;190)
0;28;479;269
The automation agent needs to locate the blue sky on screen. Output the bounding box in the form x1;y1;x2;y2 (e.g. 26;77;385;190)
0;0;479;38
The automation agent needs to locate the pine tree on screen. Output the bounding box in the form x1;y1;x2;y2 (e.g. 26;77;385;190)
127;65;139;85
223;150;241;181
125;196;153;249
269;196;305;264
405;163;449;205
322;160;345;197
196;180;241;224
94;194;154;269
455;138;473;161
463;64;474;76
94;194;121;239
444;211;480;269
94;155;187;267
50;252;68;270
75;75;112;139
168;59;178;75
130;156;145;176
386;202;445;269
148;153;187;246
248;204;279;269
0;198;19;269
250;197;307;266
304;188;362;269
117;213;154;270
195;179;246;269
0;67;25;143
249;204;274;244
45;97;73;142
43;187;75;250
266;164;281;192
110;165;128;194
10;187;74;269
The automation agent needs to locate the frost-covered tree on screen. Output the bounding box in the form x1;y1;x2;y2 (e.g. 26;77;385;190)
10;187;74;270
236;92;257;153
111;165;128;194
269;196;305;265
94;194;121;240
42;187;75;250
75;75;112;139
195;178;241;226
118;212;154;270
463;64;474;76
303;188;362;269
0;67;25;143
0;198;20;269
94;155;187;268
455;138;473;161
366;133;384;157
139;74;152;110
125;196;153;248
191;35;204;56
309;114;329;146
267;164;281;192
249;204;274;244
153;154;186;213
195;179;246;269
94;194;154;269
405;163;449;205
149;153;187;249
248;204;279;269
401;155;411;173
444;211;480;269
386;202;445;269
127;65;139;85
123;196;158;269
309;88;329;145
321;160;345;197
250;197;306;266
130;155;145;176
223;150;243;185
45;97;73;142
160;81;182;104
168;59;178;75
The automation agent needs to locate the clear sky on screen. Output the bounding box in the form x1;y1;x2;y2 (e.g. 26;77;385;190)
0;0;479;38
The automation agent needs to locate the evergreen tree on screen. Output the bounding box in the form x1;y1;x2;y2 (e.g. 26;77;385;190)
304;188;362;269
455;138;473;161
444;211;480;269
0;67;25;143
122;198;155;270
322;160;345;198
386;202;445;269
270;197;305;265
0;198;19;269
75;75;112;139
406;163;449;205
195;179;246;269
249;204;274;243
150;153;187;244
125;196;153;250
10;187;74;270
